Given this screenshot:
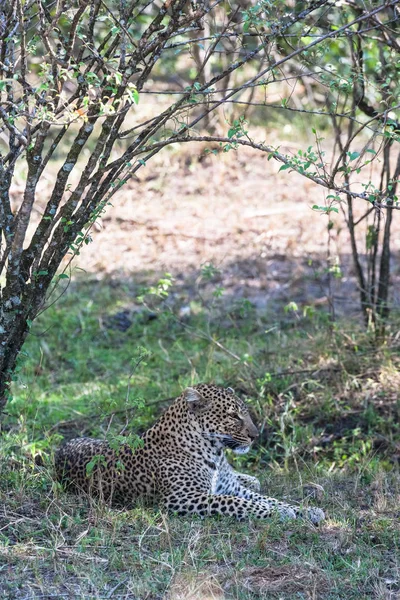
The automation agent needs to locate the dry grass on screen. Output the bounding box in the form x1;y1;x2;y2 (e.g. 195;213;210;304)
0;462;399;599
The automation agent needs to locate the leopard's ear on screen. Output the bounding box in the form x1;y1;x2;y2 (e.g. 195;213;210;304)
184;387;210;413
226;387;235;394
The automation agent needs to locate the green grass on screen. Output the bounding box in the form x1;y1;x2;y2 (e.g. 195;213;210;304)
1;276;400;599
1;460;399;599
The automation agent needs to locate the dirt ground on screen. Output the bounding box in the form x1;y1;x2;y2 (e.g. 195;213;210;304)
9;143;400;319
56;146;400;318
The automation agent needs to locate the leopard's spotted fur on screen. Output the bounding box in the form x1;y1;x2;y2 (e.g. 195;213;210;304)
55;384;324;523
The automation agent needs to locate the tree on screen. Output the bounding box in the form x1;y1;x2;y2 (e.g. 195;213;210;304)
0;0;399;413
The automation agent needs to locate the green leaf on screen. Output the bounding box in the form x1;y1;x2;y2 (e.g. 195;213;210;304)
312;205;338;214
348;151;360;161
284;301;298;313
127;84;139;104
279;163;291;172
132;88;139;104
86;455;106;477
58;273;69;279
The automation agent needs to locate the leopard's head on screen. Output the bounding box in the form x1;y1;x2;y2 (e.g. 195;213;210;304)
184;384;259;454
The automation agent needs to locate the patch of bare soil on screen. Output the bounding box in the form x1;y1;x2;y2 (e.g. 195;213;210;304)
236;564;327;597
70;147;400;316
22;145;400;316
166;570;226;600
166;562;328;600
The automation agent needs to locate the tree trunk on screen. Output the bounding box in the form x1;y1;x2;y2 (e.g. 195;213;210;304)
376;150;400;329
0;315;30;411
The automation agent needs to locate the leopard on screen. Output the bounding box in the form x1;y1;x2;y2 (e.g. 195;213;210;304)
55;383;325;524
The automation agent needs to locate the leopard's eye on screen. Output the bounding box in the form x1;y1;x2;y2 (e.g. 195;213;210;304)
230;412;243;422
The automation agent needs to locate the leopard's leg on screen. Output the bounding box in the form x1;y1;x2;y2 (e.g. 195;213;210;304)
163;491;298;521
216;456;261;493
235;472;261;492
244;490;325;524
215;477;324;524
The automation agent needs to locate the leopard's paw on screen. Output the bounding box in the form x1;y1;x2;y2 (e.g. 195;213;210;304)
304;506;325;524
